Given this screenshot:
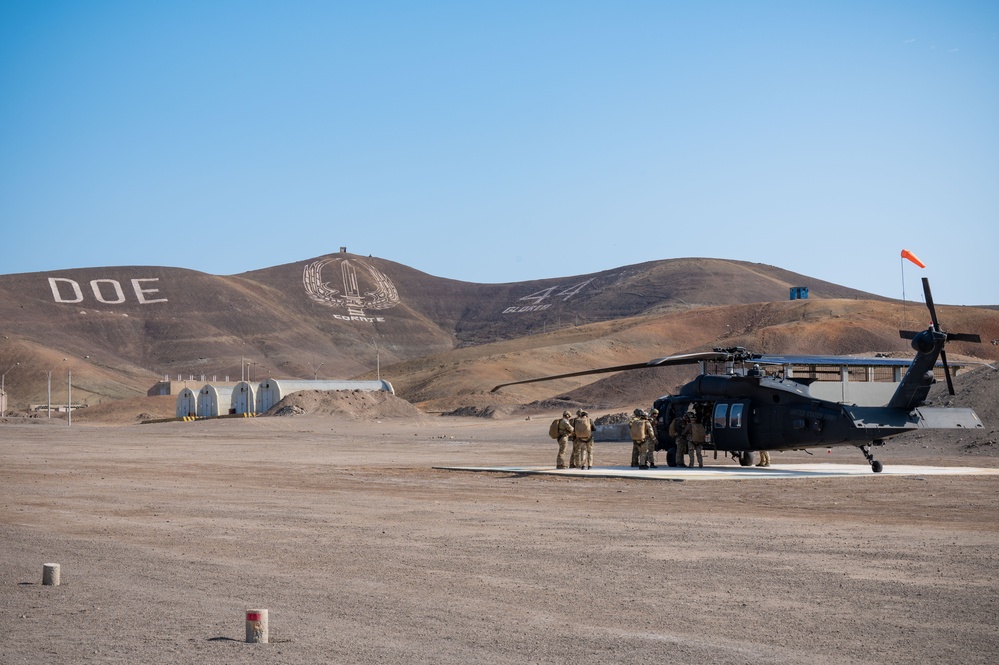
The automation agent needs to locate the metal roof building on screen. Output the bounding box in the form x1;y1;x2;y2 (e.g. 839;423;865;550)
197;384;235;418
255;379;395;413
175;387;197;418
231;381;257;415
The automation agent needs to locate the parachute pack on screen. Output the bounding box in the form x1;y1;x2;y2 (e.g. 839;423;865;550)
548;419;561;439
629;418;646;440
574;417;593;439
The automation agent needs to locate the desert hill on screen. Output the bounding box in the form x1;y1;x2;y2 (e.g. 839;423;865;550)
1;252;996;415
365;297;999;411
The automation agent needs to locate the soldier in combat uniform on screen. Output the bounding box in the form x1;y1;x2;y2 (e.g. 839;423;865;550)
642;408;659;468
668;407;689;467
572;409;596;470
556;410;574;469
569;410;582;468
629;409;655;470
629;409;645;467
673;412;691;468
688;410;706;468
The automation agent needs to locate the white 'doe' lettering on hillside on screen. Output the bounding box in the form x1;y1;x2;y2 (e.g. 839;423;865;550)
48;277;169;305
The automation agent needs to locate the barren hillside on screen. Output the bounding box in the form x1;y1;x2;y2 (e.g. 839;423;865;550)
368;298;999;411
1;253;994;417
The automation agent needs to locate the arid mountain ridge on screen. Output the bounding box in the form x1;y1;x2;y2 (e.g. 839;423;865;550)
1;252;997;413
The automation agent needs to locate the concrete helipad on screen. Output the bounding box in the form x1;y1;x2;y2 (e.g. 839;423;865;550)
435;463;999;480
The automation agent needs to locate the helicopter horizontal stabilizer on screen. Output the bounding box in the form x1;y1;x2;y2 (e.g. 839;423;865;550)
842;404;983;431
912;407;983;429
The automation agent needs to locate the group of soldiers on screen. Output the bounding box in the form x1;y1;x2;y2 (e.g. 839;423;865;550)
551;403;721;470
553;409;596;469
626;403;710;469
552;403;774;469
665;405;709;468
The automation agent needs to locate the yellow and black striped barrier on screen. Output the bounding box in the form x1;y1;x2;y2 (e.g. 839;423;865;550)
141;413;258;425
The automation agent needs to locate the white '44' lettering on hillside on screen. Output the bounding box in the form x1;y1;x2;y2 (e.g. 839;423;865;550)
503;280;593;314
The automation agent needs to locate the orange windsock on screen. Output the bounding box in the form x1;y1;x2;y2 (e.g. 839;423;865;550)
901;249;926;268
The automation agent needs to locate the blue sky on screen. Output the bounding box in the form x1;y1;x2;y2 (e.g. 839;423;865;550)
1;1;997;305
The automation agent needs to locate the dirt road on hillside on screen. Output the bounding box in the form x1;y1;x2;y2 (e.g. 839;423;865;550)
2;416;998;664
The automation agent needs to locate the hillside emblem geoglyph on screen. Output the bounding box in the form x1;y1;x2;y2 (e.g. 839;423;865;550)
303;258;400;322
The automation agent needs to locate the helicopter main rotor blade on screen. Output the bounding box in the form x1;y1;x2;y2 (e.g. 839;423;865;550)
490;351;730;392
922;277;940;330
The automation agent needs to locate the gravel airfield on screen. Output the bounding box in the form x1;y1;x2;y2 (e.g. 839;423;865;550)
2;414;999;664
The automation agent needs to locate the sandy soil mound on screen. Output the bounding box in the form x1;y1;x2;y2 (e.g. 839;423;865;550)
56;394;177;425
265;389;424;420
440;404;519;419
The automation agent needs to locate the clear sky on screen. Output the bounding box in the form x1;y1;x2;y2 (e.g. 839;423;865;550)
1;1;997;305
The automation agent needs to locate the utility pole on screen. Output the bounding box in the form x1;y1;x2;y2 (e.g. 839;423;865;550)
310;359;325;381
47;358;67;418
67;356;88;426
1;362;18;418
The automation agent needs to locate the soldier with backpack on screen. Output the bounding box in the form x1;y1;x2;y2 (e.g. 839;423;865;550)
676;412;693;467
688;410;707;468
629;409;643;467
642;408;659;468
548;410;575;469
669;408;690;467
629;409;655;470
572;409;595;470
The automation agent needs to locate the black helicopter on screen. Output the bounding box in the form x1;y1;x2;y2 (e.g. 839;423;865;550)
492;278;983;472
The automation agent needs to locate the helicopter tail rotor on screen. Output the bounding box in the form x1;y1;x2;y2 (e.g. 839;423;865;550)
898;277;981;395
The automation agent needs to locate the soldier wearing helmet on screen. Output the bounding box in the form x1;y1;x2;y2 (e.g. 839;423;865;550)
629;409;655;470
555;410;574;469
571;408;595;470
687;409;706;468
630;409;644;467
641;408;660;468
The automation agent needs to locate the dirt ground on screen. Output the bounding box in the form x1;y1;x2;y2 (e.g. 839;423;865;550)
2;414;999;664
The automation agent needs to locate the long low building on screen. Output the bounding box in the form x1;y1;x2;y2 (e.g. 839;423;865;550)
175;379;395;418
255;379;394;413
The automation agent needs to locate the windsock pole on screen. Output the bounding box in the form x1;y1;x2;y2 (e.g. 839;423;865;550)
900;249;926;330
901;254;907;329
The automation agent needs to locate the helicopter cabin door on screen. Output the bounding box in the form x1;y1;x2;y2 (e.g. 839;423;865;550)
710;400;751;451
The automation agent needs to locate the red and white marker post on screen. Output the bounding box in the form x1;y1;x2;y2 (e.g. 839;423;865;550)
245;609;269;643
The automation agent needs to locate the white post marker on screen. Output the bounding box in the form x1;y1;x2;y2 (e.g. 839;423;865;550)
245;609;268;643
42;563;60;586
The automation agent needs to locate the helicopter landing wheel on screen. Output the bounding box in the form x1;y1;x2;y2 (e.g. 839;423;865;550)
665;448;678;467
859;444;884;473
738;451;755;467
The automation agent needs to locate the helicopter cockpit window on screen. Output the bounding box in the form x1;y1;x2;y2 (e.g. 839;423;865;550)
729;403;744;428
713;403;729;429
